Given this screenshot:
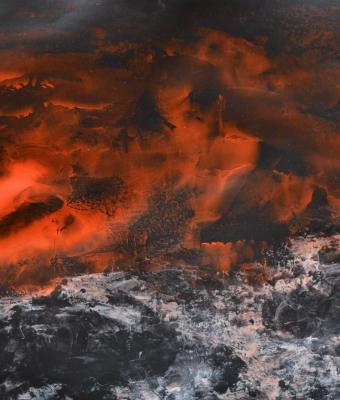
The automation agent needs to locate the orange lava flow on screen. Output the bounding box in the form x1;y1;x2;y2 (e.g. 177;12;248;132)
0;18;338;291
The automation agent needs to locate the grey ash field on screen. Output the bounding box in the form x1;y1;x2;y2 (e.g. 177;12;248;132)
0;235;339;400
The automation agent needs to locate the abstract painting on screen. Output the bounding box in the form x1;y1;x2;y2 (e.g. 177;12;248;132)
0;1;339;399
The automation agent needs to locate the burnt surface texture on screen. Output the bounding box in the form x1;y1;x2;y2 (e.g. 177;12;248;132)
0;235;339;399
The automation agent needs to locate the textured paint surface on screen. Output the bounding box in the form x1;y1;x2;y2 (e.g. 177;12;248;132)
0;1;339;399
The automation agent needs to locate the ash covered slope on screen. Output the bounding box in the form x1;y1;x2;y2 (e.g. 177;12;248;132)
0;235;339;400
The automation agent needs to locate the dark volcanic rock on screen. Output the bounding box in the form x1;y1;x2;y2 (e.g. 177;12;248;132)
0;283;178;399
262;287;340;338
209;345;247;394
0;235;339;399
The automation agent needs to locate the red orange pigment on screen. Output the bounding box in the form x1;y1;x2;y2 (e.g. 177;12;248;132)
0;27;338;290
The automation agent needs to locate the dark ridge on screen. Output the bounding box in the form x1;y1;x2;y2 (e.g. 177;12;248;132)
200;212;288;243
0;195;63;238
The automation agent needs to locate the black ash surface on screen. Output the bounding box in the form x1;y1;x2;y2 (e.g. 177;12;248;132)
0;235;339;399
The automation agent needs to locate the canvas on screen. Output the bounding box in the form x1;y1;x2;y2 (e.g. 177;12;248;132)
0;1;339;399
